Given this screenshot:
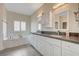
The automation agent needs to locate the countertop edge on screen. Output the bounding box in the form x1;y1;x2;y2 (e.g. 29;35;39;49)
32;33;79;44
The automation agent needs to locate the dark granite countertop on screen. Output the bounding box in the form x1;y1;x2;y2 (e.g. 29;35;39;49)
32;32;79;44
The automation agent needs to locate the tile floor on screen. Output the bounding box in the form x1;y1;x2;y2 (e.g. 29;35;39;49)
0;44;42;56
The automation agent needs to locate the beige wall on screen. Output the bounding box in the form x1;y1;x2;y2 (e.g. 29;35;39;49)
68;4;79;33
31;3;54;32
31;3;79;33
3;10;31;49
53;3;79;33
0;4;31;49
0;4;6;50
6;10;31;39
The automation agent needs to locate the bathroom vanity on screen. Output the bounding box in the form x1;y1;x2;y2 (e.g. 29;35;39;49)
28;33;79;56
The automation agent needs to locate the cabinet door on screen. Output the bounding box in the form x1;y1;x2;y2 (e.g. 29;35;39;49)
46;38;62;56
53;39;61;56
41;36;54;56
33;35;42;51
62;41;79;56
28;34;38;47
53;45;61;56
28;34;33;44
62;48;79;56
34;35;54;56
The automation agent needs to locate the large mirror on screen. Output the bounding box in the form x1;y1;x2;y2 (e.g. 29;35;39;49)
58;11;67;29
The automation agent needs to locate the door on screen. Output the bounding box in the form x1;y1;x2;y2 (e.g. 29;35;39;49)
0;4;5;50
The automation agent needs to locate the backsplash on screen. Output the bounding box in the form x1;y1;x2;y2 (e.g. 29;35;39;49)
37;31;66;35
37;31;79;37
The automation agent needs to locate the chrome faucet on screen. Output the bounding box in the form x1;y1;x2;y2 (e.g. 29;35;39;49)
57;30;60;35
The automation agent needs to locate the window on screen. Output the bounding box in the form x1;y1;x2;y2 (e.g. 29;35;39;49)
14;21;20;31
21;21;26;31
3;19;7;40
14;21;26;31
37;15;42;31
38;24;41;31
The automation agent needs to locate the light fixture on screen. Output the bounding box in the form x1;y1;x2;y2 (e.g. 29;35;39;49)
74;4;79;22
53;3;65;9
37;10;43;17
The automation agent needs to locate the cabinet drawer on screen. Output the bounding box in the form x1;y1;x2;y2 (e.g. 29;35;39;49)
53;45;61;56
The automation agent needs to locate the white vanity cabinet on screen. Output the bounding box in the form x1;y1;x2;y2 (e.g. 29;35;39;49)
62;40;79;56
28;34;79;56
33;35;54;56
28;34;62;56
37;35;62;56
46;37;62;56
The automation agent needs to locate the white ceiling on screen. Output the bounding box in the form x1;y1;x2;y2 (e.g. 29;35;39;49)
4;3;43;15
